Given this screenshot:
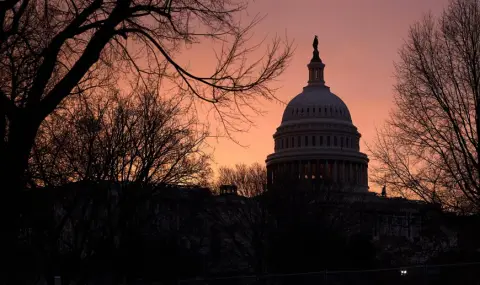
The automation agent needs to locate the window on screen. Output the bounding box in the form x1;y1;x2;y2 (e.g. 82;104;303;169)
320;136;323;146
291;137;294;147
313;107;315;113
305;136;308;146
307;108;309;113
334;136;337;146
297;136;301;147
346;137;350;148
340;137;344;148
285;138;288;148
327;136;331;146
312;136;316;146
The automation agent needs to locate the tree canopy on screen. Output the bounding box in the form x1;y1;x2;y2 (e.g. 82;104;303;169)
0;0;293;190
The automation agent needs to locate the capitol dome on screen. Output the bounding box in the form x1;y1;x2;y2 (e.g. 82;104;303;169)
281;85;352;124
266;36;369;192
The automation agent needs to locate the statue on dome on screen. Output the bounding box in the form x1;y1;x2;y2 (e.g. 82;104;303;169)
313;35;318;51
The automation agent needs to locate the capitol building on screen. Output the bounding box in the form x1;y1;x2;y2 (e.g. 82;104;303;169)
263;37;441;243
266;36;368;192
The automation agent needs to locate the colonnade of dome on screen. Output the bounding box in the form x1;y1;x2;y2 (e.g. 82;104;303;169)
268;158;368;183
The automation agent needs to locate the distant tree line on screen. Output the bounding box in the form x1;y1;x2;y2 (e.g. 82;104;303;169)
214;163;267;197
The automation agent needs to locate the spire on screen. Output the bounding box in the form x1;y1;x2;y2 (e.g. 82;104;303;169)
307;35;325;86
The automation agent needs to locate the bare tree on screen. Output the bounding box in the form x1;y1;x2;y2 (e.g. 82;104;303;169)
29;88;212;187
369;0;479;213
216;163;266;197
0;0;293;192
0;2;291;273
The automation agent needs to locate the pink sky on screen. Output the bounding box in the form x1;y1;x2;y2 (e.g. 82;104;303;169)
176;0;450;191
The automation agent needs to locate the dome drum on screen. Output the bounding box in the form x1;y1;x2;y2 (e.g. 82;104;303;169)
273;132;361;152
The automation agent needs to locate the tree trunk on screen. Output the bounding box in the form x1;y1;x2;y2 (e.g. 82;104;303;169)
0;113;40;284
477;100;480;186
1;114;39;189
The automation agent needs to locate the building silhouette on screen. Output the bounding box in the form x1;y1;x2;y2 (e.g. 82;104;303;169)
266;36;368;192
265;36;449;245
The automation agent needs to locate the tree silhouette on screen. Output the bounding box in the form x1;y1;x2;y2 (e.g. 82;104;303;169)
29;88;212;187
0;0;293;190
369;0;479;213
215;163;266;197
0;1;292;281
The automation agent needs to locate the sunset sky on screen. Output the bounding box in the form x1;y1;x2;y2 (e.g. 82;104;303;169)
177;0;451;191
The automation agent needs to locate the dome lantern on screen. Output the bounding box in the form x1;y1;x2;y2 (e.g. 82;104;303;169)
308;35;325;86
